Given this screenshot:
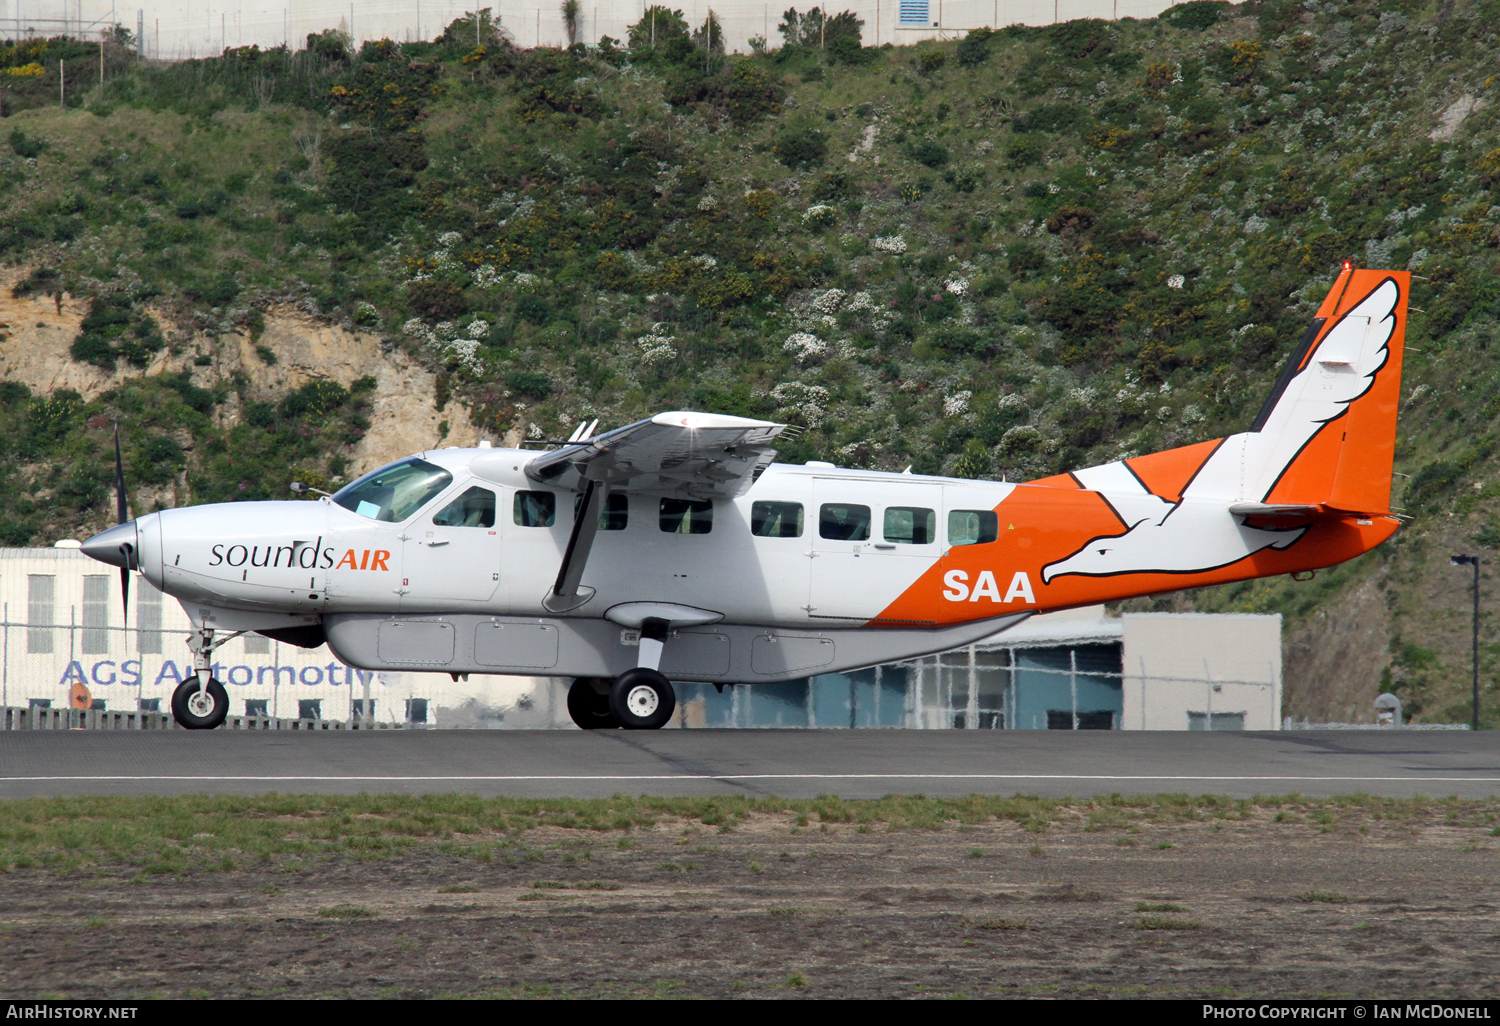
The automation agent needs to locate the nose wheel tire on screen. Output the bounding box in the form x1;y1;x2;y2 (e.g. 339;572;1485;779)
608;668;676;730
567;678;619;729
171;678;229;730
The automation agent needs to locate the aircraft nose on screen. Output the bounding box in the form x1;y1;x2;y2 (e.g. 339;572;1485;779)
81;522;139;569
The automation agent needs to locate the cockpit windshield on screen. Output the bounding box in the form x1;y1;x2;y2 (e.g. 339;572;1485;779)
332;458;453;523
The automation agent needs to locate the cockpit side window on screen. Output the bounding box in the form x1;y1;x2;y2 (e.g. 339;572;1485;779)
432;486;497;528
332;458;454;523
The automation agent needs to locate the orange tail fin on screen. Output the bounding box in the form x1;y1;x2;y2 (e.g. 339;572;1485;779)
1252;266;1409;515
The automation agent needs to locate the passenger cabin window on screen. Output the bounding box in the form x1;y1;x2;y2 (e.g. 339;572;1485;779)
819;503;871;541
333;458;453;522
884;507;936;545
751;501;804;538
513;491;556;527
574;492;629;530
948;510;1000;546
433;486;497;528
660;498;713;534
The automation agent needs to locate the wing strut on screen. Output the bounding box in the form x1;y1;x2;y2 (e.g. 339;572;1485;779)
545;478;604;612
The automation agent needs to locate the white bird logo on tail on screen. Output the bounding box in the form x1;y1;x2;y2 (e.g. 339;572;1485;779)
1042;278;1400;583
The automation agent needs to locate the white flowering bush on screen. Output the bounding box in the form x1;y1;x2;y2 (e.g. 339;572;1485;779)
1243;215;1269;234
353;302;381;326
944;391;972;417
1167;274;1186;289
636;333;677;363
472;264;504;289
513;272;542;290
769;381;832;427
844;291;876;313
784;332;828;362
945;277;969;296
692;254;717;269
466;319;490;340
403;318;484;375
697;195;718;211
872;236;907;254
804;204;837;228
811;289;847;314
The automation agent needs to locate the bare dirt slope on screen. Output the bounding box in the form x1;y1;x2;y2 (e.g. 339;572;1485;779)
0;268;476;479
2;805;1496;999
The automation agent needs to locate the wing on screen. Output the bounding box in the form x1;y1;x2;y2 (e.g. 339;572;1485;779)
525;411;790;500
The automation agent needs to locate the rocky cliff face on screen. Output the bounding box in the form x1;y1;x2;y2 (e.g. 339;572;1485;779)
0;268;477;480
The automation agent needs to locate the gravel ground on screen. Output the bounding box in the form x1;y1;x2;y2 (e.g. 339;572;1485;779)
2;802;1498;999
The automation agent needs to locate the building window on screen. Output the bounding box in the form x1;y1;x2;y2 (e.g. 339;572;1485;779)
513;491;556;527
137;698;160;712
751;501;803;538
137;579;163;654
659;498;712;535
298;699;322;721
82;575;110;654
1047;710;1115;730
245;699;269;717
405;698;429;723
352;699;375;718
1187;711;1245;731
819;503;871;541
898;0;931;24
27;575;54;654
244;634;270;654
28;698;51;709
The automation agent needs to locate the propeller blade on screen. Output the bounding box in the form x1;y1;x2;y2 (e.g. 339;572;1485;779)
114;424;130;621
113;425;128;526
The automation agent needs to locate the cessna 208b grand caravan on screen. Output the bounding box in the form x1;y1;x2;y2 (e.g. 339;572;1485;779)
83;267;1410;730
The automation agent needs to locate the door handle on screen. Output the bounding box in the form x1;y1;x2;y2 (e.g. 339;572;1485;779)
425;540;450;547
873;543;896;550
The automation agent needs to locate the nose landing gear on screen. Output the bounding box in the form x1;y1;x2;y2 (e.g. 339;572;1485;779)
171;626;244;729
171;677;229;729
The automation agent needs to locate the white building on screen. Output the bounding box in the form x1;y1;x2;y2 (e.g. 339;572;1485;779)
1;544;1280;729
5;0;1181;61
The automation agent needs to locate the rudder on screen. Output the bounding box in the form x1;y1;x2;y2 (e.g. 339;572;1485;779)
1251;265;1409;514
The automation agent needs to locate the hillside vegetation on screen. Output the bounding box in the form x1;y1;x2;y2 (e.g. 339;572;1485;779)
0;0;1498;723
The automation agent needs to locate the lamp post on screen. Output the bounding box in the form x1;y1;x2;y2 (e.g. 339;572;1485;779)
1450;554;1480;731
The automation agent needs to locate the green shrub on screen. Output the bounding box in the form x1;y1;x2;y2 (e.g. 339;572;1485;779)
1162;1;1226;31
8;129;46;159
506;371;551;399
773;125;828;170
69;298;165;371
956;29;994;66
908;138;948;168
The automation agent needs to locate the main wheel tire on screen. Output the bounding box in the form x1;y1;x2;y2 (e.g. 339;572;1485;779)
608;668;676;730
171;677;229;730
567;678;619;729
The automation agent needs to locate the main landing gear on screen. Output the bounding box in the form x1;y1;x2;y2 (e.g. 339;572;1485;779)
566;616;679;730
169;626;244;730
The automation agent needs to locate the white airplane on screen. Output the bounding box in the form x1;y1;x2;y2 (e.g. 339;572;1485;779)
82;267;1411;730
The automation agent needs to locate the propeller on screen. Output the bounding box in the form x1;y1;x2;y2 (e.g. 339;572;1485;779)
114;425;131;623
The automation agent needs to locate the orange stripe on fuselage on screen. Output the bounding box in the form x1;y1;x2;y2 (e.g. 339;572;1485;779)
873;485;1399;626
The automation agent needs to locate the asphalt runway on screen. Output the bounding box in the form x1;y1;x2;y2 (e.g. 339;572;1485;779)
1;728;1499;798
